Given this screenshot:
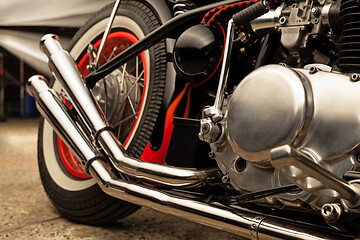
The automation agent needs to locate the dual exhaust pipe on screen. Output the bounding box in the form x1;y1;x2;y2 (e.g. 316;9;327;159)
37;34;221;188
27;34;349;239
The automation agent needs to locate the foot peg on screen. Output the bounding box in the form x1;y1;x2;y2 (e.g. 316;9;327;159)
270;145;360;211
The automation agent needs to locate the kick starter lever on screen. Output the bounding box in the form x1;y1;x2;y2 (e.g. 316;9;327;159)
270;145;360;212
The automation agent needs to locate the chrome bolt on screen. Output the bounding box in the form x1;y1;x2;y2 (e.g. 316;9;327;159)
201;123;210;134
351;73;359;82
222;174;230;183
321;203;342;223
279;17;287;25
309;66;317;74
208;152;215;159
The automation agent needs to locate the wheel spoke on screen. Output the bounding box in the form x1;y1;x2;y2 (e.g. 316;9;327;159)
118;112;138;125
114;102;127;138
135;70;144;82
107;46;118;61
119;71;144;109
127;95;136;114
120;63;127;92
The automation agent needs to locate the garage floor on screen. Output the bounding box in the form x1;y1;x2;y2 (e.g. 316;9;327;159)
0;118;241;240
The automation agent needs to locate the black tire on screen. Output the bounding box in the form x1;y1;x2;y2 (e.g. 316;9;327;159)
38;0;167;224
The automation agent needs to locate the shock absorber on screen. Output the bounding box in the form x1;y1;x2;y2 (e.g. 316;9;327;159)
338;0;360;72
173;0;196;16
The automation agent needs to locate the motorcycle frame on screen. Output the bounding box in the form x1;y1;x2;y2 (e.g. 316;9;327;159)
26;0;360;238
84;0;244;88
83;0;246;154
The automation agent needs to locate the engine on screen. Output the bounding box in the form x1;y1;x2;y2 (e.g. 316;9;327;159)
170;0;360;212
211;64;360;210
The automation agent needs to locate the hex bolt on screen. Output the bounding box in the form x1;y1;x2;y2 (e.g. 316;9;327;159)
309;66;317;74
222;174;230;183
312;7;318;14
351;73;359;82
321;204;342;223
208;152;215;159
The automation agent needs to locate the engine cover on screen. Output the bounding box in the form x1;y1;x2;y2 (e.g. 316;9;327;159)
212;64;360;209
227;65;312;164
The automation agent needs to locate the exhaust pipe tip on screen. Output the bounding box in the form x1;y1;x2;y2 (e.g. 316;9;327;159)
40;34;63;57
27;75;49;97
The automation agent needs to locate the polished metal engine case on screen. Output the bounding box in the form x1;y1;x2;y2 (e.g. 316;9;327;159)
227;65;312;163
213;64;359;209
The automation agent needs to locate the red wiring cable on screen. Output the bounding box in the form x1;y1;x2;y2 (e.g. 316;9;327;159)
190;24;226;87
183;86;192;118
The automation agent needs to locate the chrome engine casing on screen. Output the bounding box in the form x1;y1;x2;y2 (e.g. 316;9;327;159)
212;64;360;210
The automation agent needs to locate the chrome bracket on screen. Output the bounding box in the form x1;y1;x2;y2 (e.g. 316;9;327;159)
198;118;221;143
87;44;97;70
270;145;360;209
92;0;121;69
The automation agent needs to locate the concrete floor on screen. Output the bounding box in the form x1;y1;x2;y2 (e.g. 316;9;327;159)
0;118;241;240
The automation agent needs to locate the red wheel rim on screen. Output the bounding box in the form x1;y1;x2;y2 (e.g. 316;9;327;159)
57;31;147;179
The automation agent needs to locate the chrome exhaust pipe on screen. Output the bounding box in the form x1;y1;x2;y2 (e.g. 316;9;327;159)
90;160;348;240
27;76;347;240
26;75;104;174
39;34;220;188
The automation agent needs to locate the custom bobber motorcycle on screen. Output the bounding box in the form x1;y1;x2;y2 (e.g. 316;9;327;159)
26;0;360;238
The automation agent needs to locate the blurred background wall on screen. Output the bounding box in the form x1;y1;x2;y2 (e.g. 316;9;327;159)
0;0;114;120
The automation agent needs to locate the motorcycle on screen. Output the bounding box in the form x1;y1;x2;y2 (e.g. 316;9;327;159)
26;0;360;238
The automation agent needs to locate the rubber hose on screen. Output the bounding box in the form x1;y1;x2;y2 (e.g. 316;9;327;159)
232;0;269;28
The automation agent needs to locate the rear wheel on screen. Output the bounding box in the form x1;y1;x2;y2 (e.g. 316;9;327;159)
38;0;167;224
